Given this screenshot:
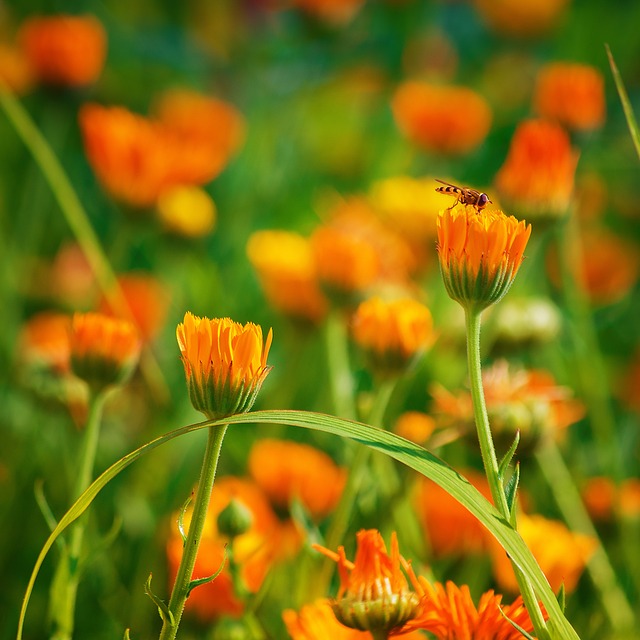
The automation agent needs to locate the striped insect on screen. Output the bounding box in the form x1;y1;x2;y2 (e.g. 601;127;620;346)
435;179;492;213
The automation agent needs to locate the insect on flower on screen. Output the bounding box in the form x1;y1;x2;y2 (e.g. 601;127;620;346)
435;179;492;213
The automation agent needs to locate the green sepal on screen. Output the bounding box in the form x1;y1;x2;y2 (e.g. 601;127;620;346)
498;430;521;481
497;604;537;640
178;493;193;545
504;462;520;527
186;545;228;597
557;584;566;613
144;573;174;625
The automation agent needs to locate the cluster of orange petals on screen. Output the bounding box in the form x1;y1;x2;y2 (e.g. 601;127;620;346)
247;230;328;323
392;81;492;156
473;0;569;38
290;0;365;26
582;476;640;522
495;119;579;218
19;14;106;87
79;90;244;208
248;439;346;519
19;311;73;373
534;62;605;131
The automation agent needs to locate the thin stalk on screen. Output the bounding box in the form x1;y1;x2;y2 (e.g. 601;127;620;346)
49;389;108;640
464;309;550;640
324;309;356;421
536;441;636;633
159;424;228;640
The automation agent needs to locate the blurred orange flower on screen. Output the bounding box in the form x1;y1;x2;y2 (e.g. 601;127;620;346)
50;243;96;309
489;513;596;594
414;470;492;557
394;411;436;445
247;230;328;323
392;81;492;155
18;312;71;373
19;14;106;87
283;599;371;639
290;0;365;26
156;185;217;238
0;43;35;94
248;438;346;519
534;62;605;131
474;0;569;38
582;476;616;522
619;479;640;519
495;119;579;220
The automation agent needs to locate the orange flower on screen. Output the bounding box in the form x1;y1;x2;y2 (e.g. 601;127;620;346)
392;81;492;156
436;206;531;311
176;312;272;419
248;439;346;519
394;411;436;445
582;476;616;522
19;15;106;87
489;513;596;594
351;296;434;373
283;600;371;639
414;470;493;557
495;119;579;220
473;0;569;38
534;62;605;131
247;230;328;323
99;273;170;342
290;0;365;26
19;312;71;373
69;312;141;390
0;43;35;94
412;580;541;639
313;530;423;635
156;185;216;238
619;479;640;520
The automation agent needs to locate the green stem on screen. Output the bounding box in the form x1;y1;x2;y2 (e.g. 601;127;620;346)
159;424;228;640
464;309;550;640
370;630;389;640
536;442;636;633
325;309;356;421
49;390;108;640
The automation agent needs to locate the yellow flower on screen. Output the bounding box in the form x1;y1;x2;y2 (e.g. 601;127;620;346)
69;312;141;391
351;296;434;374
437;206;531;311
313;530;422;635
156;185;217;238
394;411;436;445
176;312;272;420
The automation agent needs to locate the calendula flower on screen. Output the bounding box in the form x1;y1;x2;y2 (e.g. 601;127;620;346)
489;513;596;594
495;119;579;220
176;312;272;420
248;439;346;519
69;312;141;391
393;411;436;445
534;62;605;131
19;14;106;87
412;580;541;639
156;185;217;238
436;206;531;312
313;530;423;635
473;0;569;38
283;600;371;639
351;296;434;374
19;312;72;373
290;0;365;26
582;476;616;522
392;81;492;156
247;230;328;324
0;43;35;94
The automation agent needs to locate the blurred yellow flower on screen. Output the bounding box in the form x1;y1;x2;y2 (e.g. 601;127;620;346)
19;14;106;87
0;43;35;94
392;81;492;156
393;411;435;445
156;185;217;238
176;312;272;419
534;62;605;131
474;0;569;38
247;230;328;323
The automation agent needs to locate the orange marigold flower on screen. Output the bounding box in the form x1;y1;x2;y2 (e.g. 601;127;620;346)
247;230;328;324
69;312;141;390
414;470;493;557
248;439;346;519
489;513;596;594
352;296;434;374
313;530;423;635
0;43;35;94
290;0;365;26
156;185;216;238
437;205;531;312
473;0;569;38
18;312;72;373
582;476;616;522
284;599;371;639
392;81;492;156
495;119;579;220
394;411;436;445
534;62;605;131
19;15;106;87
176;312;272;420
619;479;640;520
412;580;541;639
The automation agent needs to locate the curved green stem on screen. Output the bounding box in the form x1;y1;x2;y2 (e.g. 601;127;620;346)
325;309;356;421
49;390;108;640
465;309;550;640
159;424;228;640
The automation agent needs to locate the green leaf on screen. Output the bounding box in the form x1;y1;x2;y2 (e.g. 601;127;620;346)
33;480;66;554
16;410;580;640
504;462;521;527
498;431;520;481
178;493;193;545
144;573;173;625
186;545;228;597
497;603;537;640
557;584;566;613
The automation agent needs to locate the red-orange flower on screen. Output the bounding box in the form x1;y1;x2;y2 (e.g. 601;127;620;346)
176;312;272;419
392;81;492;156
248;439;346;519
437;206;531;311
495;119;579;220
534;62;605;131
19;15;106;87
473;0;569;38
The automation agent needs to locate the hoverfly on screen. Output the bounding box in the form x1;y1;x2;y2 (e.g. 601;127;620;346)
435;179;492;213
